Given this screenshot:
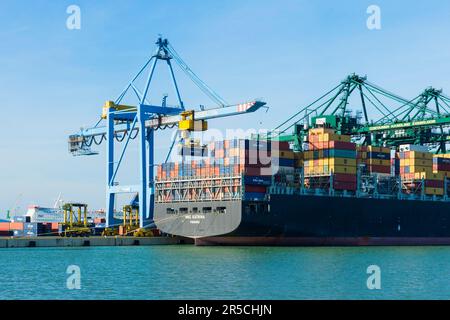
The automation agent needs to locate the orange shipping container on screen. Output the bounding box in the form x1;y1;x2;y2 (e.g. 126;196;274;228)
9;222;23;231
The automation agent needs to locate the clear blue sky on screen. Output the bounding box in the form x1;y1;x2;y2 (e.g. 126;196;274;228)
1;0;450;215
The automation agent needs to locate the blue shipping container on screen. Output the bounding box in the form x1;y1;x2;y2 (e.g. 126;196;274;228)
368;152;390;160
278;158;295;167
329;149;357;159
244;192;266;200
244;176;272;186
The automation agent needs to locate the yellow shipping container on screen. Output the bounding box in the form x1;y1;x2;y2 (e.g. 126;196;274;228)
400;159;432;167
309;128;335;136
408;151;433;160
304;151;313;160
368;159;390;166
294;152;304;160
324;165;357;175
329;158;357;167
275;150;295;159
409;166;433;174
414;172;444;181
367;146;391;154
359;152;367;159
425;188;444;196
367;146;381;153
322;133;351;143
434;153;450;159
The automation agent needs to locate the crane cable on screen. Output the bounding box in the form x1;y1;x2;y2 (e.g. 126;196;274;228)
167;43;228;108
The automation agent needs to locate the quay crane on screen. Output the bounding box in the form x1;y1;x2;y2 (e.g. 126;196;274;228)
68;37;266;228
270;74;450;153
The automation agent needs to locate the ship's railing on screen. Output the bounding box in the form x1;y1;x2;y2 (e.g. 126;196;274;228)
155;172;450;204
155;175;242;203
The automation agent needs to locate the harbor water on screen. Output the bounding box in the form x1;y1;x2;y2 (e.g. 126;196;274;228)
1;245;450;300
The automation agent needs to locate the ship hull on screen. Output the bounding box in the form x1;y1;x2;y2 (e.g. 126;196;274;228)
195;237;450;246
154;194;450;246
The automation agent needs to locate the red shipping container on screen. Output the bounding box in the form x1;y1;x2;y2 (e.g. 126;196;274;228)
334;173;357;183
0;223;9;231
368;165;390;174
245;167;261;176
425;180;444;188
333;181;357;191
245;185;267;193
271;141;290;151
329;141;356;151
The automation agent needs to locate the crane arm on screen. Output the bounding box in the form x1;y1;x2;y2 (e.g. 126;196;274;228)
69;100;266;155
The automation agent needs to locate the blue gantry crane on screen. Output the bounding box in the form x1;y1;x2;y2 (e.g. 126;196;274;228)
68;37;266;229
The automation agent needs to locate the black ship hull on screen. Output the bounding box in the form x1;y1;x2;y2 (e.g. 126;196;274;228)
154;194;450;246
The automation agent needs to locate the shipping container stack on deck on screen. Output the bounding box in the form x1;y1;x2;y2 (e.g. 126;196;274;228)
270;141;303;190
433;154;450;178
365;146;392;175
155;134;450;202
0;221;60;237
156;138;303;202
303;128;358;191
398;148;445;196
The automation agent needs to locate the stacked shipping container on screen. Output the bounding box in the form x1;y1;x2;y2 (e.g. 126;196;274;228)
433;154;450;178
156;137;450;199
303;128;357;191
0;222;59;237
157;139;296;201
399;150;444;196
358;146;391;175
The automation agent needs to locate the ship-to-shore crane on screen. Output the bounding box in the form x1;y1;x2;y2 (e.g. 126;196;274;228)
68;37;266;228
270;74;450;153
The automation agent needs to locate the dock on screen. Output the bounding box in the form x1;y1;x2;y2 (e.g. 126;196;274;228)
0;236;193;248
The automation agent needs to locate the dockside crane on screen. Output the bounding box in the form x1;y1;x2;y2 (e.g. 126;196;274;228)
271;74;450;152
68;37;266;228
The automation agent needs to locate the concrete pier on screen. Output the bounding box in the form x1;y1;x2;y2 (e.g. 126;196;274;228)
0;236;193;248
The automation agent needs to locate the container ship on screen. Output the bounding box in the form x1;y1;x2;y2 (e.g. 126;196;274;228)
154;132;450;246
149;72;450;246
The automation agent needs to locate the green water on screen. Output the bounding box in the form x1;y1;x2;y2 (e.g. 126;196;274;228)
1;245;450;300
